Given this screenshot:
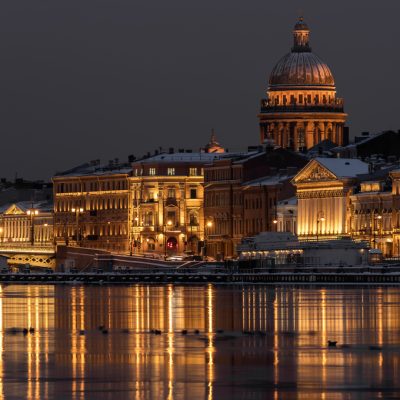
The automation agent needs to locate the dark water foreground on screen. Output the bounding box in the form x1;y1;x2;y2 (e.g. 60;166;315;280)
0;285;399;399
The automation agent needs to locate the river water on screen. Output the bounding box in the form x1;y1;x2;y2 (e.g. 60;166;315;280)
0;284;399;399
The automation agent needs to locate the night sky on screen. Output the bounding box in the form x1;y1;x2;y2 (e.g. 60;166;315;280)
0;0;399;180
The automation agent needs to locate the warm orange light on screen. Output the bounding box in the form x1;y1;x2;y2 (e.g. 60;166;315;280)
167;220;173;226
206;221;213;228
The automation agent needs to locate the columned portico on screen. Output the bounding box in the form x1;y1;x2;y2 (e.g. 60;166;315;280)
293;158;369;240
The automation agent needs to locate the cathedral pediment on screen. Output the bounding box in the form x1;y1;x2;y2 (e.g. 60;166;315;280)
293;160;338;184
4;204;25;215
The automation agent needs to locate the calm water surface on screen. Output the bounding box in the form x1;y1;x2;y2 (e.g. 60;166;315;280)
0;284;399;399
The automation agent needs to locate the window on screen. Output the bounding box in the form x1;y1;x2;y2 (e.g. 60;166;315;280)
144;212;153;226
190;188;197;199
189;212;198;226
168;188;176;198
149;168;156;176
167;211;176;226
189;168;197;176
167;168;175;176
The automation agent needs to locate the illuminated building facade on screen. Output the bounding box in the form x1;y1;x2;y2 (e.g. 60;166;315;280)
130;151;225;256
259;18;347;150
0;201;53;246
293;157;369;239
53;162;131;253
204;146;307;258
294;158;400;258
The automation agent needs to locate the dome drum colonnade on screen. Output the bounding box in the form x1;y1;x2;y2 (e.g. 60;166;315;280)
258;18;347;151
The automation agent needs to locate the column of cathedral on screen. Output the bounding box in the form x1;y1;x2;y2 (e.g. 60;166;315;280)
264;120;344;150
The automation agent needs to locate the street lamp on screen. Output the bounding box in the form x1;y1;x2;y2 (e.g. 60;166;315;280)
205;220;213;258
71;207;84;246
164;220;173;258
373;214;382;250
27;208;39;246
316;211;325;242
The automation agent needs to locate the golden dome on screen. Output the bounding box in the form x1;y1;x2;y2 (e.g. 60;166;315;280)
268;18;335;89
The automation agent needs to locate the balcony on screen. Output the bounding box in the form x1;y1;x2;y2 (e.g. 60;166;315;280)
260;98;344;114
165;197;178;207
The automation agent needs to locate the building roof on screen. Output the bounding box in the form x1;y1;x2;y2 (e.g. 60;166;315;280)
54;162;132;178
278;196;297;206
243;174;294;187
315;157;369;178
135;152;232;164
0;200;53;214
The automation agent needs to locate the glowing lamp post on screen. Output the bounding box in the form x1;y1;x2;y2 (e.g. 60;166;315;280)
27;208;39;246
205;220;213;258
374;214;382;250
71;207;84;246
316;212;325;242
164;220;173;258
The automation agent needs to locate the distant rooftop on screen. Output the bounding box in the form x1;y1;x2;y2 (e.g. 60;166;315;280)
0;200;53;214
54;162;132;178
315;157;369;178
243;173;295;187
135;152;244;164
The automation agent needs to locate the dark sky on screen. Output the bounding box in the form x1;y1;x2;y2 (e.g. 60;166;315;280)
1;0;399;180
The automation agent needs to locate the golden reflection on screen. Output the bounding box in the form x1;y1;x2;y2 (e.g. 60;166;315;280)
206;285;215;400
0;285;397;399
27;287;33;400
167;285;174;400
273;289;279;400
0;287;3;400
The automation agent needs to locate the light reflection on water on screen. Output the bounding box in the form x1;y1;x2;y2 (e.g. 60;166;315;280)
0;284;398;399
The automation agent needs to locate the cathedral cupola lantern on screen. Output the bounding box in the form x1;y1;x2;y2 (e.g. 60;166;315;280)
292;17;311;51
258;18;347;151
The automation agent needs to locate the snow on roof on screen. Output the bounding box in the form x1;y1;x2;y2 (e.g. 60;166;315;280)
243;174;294;187
0;200;53;214
137;152;242;164
55;164;132;178
315;157;369;178
278;196;297;206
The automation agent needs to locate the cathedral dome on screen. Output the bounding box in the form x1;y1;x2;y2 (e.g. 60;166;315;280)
269;52;335;87
268;18;335;89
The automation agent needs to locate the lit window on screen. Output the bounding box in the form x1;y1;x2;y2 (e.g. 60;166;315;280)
189;168;197;176
149;168;156;176
167;168;175;176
